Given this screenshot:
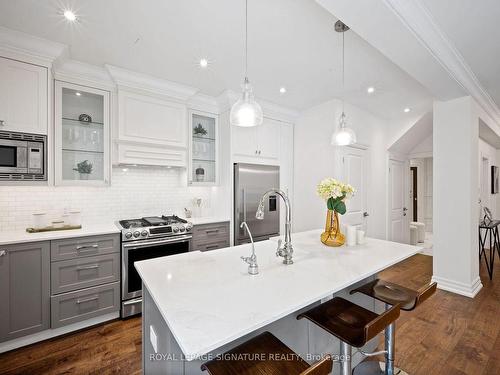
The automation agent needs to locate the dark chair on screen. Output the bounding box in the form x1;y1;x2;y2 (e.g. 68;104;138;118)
350;279;437;375
297;297;401;375
201;331;332;375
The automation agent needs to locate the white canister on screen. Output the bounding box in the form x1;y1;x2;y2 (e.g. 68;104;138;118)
32;213;48;229
69;211;82;227
357;230;366;245
346;226;357;246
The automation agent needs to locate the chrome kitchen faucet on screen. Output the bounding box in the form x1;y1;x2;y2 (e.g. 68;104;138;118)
240;222;259;275
256;189;293;265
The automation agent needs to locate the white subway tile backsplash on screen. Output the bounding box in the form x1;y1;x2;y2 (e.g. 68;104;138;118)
0;166;217;231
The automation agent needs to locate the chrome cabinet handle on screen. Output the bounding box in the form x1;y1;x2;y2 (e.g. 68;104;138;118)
206;229;219;235
76;244;99;251
0;250;7;257
0;120;4;126
76;264;99;271
76;295;99;304
205;244;218;250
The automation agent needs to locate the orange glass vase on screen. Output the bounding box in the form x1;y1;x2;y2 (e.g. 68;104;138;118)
320;210;345;247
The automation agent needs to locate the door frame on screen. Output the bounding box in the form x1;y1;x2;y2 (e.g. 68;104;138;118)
387;152;410;243
410;166;418;222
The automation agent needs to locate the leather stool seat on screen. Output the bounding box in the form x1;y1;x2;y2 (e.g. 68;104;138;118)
350;279;437;311
201;331;332;375
297;297;400;348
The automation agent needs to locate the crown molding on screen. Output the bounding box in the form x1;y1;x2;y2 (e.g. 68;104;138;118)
105;64;199;101
53;59;115;90
0;26;67;67
382;0;500;125
216;89;299;123
187;93;219;114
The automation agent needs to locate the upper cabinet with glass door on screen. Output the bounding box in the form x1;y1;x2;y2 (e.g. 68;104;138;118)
189;111;218;186
55;81;110;185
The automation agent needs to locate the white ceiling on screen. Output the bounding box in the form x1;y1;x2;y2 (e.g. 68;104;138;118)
0;0;432;119
422;0;500;110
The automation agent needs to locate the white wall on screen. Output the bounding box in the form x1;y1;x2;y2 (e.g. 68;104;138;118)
409;134;432;157
432;96;481;297
0;167;227;231
293;98;389;239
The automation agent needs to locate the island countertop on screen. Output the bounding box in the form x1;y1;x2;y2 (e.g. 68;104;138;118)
135;229;422;361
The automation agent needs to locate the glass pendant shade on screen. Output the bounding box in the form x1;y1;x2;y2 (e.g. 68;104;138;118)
230;77;263;127
331;112;356;146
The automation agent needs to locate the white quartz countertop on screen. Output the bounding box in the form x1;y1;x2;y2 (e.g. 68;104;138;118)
0;223;120;245
135;229;423;360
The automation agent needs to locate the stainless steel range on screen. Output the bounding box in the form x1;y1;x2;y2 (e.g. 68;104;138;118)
118;215;193;317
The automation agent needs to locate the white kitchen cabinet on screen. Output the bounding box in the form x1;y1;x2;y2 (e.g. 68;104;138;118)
54;81;111;186
117;90;187;149
231;117;281;160
188;110;219;185
0;56;48;134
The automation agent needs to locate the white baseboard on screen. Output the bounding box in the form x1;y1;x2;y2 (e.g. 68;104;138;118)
431;275;483;298
0;312;119;354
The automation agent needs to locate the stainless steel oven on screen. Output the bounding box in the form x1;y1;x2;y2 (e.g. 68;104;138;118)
121;234;192;317
0;131;46;181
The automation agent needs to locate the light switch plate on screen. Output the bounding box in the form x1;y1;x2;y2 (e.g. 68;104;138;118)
150;325;158;353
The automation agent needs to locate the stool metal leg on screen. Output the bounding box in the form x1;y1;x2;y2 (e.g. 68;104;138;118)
340;341;352;375
353;304;408;375
384;321;395;375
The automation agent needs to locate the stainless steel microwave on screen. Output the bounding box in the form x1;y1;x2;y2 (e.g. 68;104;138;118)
0;131;46;181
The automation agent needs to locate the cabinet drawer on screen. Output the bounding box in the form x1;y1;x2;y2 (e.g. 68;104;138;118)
51;282;120;328
51;253;120;295
192;239;229;252
192;222;229;243
51;234;119;261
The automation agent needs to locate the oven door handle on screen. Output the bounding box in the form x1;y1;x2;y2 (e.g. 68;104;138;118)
122;235;192;250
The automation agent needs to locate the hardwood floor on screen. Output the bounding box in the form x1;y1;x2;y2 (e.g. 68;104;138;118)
0;317;142;375
0;253;498;375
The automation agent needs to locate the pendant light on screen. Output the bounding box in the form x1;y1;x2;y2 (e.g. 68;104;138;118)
230;0;263;127
331;21;357;146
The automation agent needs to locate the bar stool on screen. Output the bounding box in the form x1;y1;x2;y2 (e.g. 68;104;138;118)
350;279;437;375
297;297;401;375
201;331;333;375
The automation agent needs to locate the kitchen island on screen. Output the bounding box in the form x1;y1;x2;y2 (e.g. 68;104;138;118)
135;229;422;374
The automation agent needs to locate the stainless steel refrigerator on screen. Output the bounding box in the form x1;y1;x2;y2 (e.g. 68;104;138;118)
234;163;280;245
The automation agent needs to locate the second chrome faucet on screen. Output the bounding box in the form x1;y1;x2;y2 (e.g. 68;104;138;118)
240;222;259;275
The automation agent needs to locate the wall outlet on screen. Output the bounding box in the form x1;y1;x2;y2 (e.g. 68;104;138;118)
149;325;158;353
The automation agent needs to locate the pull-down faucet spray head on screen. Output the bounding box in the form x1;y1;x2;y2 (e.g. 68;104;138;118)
256;200;265;220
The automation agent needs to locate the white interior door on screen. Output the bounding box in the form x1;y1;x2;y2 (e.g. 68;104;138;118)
341;147;368;232
389;158;409;243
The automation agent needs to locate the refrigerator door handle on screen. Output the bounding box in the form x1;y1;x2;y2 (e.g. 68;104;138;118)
242;188;247;223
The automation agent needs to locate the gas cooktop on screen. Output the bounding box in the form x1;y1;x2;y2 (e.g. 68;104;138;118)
118;215;192;241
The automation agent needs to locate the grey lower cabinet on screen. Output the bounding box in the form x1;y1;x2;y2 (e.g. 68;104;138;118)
191;221;230;252
0;241;50;342
50;234;120;328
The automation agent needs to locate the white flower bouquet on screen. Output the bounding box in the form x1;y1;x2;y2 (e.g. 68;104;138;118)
316;178;355;215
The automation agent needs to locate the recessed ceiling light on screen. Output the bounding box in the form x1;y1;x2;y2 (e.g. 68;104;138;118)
404;108;411;113
75;92;81;96
367;87;375;94
279;87;287;94
63;10;77;22
199;58;209;68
